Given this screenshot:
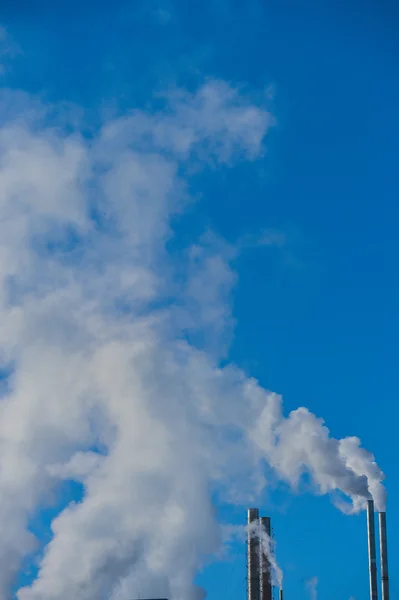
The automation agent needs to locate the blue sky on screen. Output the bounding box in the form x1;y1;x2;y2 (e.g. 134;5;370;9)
0;1;398;599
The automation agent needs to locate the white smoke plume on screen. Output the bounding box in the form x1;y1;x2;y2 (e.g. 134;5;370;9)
0;79;385;600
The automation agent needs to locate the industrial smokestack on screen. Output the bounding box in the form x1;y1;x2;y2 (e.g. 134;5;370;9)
260;516;272;600
248;508;261;600
378;512;389;600
367;500;379;600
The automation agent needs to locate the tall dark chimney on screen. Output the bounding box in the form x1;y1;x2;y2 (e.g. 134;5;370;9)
367;500;379;600
260;516;272;600
248;509;260;600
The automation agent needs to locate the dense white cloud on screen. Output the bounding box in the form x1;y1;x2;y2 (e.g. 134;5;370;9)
0;80;384;600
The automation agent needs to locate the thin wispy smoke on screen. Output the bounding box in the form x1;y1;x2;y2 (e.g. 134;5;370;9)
0;26;20;75
260;523;283;590
0;79;385;600
306;577;318;600
248;520;283;589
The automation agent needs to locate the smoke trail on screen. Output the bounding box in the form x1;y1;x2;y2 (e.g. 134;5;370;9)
250;402;386;513
0;80;385;600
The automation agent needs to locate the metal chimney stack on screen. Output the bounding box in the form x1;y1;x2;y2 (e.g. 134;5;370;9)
367;500;379;600
248;509;261;600
378;512;389;600
260;516;272;600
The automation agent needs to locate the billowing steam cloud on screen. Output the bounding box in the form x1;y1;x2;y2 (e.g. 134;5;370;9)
0;80;385;600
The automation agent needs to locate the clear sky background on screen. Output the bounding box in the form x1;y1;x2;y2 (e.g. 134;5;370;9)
1;1;398;600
